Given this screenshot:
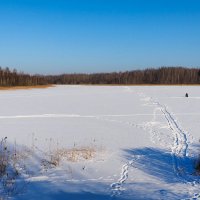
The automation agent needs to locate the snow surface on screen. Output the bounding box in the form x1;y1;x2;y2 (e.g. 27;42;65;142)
0;85;200;200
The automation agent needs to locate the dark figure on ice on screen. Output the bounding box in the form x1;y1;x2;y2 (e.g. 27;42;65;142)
185;93;188;97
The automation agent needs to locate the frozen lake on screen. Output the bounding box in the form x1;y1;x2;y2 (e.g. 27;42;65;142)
0;85;200;200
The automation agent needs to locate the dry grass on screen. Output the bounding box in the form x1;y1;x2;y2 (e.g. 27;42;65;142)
0;85;54;91
55;147;96;162
0;84;199;90
0;136;100;198
40;146;96;172
0;137;23;197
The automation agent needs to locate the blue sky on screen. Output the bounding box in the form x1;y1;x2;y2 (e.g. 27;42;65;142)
0;0;200;74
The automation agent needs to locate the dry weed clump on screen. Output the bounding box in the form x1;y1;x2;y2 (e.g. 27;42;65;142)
55;147;96;162
41;154;60;171
40;146;97;172
0;137;29;198
40;144;97;171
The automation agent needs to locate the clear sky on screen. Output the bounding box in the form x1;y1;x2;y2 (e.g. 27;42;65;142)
0;0;200;74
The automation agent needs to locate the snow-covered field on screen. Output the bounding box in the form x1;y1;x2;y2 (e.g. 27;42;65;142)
0;85;200;200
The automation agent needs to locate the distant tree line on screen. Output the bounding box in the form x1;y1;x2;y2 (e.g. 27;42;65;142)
0;67;47;86
0;66;200;86
46;67;200;85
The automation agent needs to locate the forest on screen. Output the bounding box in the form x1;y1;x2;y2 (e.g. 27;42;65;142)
0;66;200;86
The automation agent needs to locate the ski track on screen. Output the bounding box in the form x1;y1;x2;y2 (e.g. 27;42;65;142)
138;89;190;177
151;99;189;176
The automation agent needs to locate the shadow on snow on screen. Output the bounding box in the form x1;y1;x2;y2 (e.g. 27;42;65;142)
3;145;200;200
124;147;197;184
